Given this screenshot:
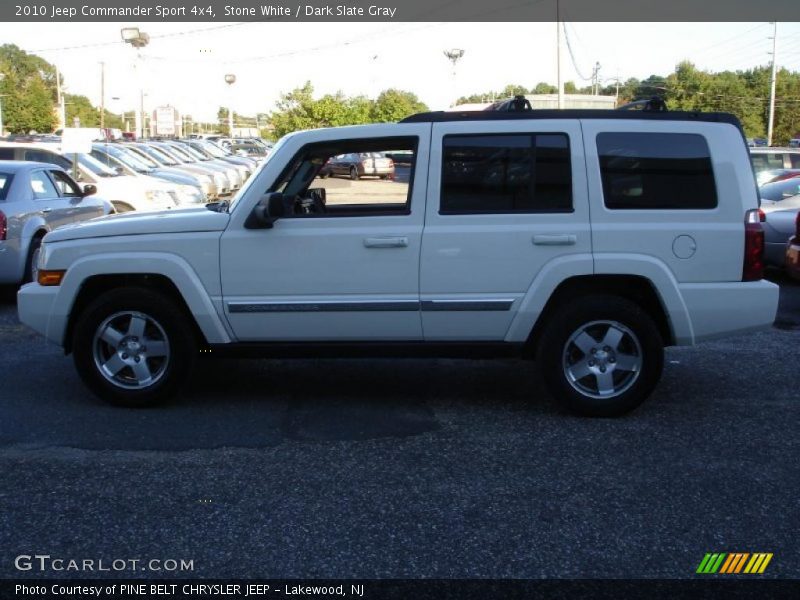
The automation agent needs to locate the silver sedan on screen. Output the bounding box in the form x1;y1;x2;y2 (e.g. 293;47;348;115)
0;161;113;285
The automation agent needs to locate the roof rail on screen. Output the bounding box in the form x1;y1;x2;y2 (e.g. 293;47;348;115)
617;96;668;112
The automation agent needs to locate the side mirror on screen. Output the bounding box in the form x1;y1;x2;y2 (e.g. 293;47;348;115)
308;187;326;205
245;193;286;229
82;184;97;196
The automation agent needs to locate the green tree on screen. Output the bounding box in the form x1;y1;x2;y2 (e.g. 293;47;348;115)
0;44;57;133
371;89;427;122
532;82;557;94
64;94;100;128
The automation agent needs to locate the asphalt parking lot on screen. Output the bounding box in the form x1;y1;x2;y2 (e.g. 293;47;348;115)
0;274;798;579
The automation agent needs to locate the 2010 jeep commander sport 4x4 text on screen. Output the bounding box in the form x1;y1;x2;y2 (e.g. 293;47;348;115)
17;108;779;416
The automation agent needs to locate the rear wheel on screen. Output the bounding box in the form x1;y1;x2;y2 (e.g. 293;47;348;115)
349;166;359;180
537;295;664;417
72;287;196;407
23;235;44;284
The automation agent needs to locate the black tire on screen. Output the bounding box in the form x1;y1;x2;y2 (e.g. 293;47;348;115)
22;235;43;284
537;294;664;417
349;166;359;180
72;287;197;407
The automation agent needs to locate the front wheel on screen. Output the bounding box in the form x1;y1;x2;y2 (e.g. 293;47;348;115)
537;295;664;417
349;166;359;180
72;287;197;407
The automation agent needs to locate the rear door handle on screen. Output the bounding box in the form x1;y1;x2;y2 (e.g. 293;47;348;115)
364;237;409;249
533;234;577;246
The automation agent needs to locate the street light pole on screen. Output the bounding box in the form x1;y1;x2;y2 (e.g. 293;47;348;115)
121;27;150;139
224;73;236;136
767;22;778;147
443;49;464;107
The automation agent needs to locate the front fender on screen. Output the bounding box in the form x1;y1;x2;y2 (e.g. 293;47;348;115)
46;252;232;346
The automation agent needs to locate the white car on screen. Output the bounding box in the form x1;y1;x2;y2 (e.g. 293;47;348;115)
0;142;180;213
17;108;778;416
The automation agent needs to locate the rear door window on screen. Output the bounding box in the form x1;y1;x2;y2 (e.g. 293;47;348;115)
440;133;572;214
597;132;717;210
29;170;59;199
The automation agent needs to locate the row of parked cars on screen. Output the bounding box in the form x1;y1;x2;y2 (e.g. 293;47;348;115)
0;136;272;285
750;147;800;279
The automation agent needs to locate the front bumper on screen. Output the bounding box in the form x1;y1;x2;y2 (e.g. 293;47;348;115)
17;282;61;345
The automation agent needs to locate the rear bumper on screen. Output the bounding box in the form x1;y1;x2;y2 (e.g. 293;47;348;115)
17;282;61;345
677;280;779;344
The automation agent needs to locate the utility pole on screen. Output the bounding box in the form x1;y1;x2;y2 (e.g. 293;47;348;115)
55;65;66;130
556;3;564;108
767;22;778;147
99;61;105;130
592;62;601;95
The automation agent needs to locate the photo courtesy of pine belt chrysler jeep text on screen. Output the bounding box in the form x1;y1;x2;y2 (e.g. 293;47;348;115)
16;108;779;417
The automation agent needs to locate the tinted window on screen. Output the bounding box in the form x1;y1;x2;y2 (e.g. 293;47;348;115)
25;150;71;170
791;154;800;168
598;133;717;210
440;134;572;214
0;148;15;160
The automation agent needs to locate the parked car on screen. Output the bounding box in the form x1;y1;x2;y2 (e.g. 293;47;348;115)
16;108;777;417
0;161;112;285
0;142;178;213
789;139;800;148
128;142;231;196
750;147;800;181
756;168;800;186
158;140;247;188
146;141;239;193
759;178;800;267
324;152;395;180
178;139;257;172
90;143;207;206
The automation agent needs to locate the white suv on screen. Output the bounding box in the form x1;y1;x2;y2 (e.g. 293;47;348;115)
17;109;779;416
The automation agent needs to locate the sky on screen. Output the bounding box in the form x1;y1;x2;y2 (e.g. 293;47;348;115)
2;21;800;123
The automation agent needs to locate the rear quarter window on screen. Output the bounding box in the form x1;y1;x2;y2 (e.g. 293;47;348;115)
598;132;717;210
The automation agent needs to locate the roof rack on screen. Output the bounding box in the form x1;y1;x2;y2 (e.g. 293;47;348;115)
617;96;668;112
399;109;742;128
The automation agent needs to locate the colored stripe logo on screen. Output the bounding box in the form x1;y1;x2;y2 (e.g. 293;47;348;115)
697;553;773;574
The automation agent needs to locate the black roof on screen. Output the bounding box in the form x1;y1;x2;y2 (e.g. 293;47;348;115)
400;109;743;128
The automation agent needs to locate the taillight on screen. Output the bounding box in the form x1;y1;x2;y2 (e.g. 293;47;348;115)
794;212;800;239
0;210;6;241
743;209;765;281
758;208;766;222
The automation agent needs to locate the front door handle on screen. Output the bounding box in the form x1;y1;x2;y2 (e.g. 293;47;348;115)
533;234;577;246
364;237;409;249
42;207;53;214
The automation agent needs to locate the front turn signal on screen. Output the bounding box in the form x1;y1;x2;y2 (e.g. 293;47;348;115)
37;270;66;286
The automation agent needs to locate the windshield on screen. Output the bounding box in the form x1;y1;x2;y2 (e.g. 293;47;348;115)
138;144;179;166
198;141;228;158
155;144;191;163
105;146;154;172
77;153;119;177
174;143;207;161
123;145;162;168
760;178;800;202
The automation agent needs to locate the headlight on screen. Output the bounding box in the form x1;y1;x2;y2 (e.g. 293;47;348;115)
177;184;205;204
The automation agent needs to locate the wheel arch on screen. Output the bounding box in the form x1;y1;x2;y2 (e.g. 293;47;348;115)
523;275;676;359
